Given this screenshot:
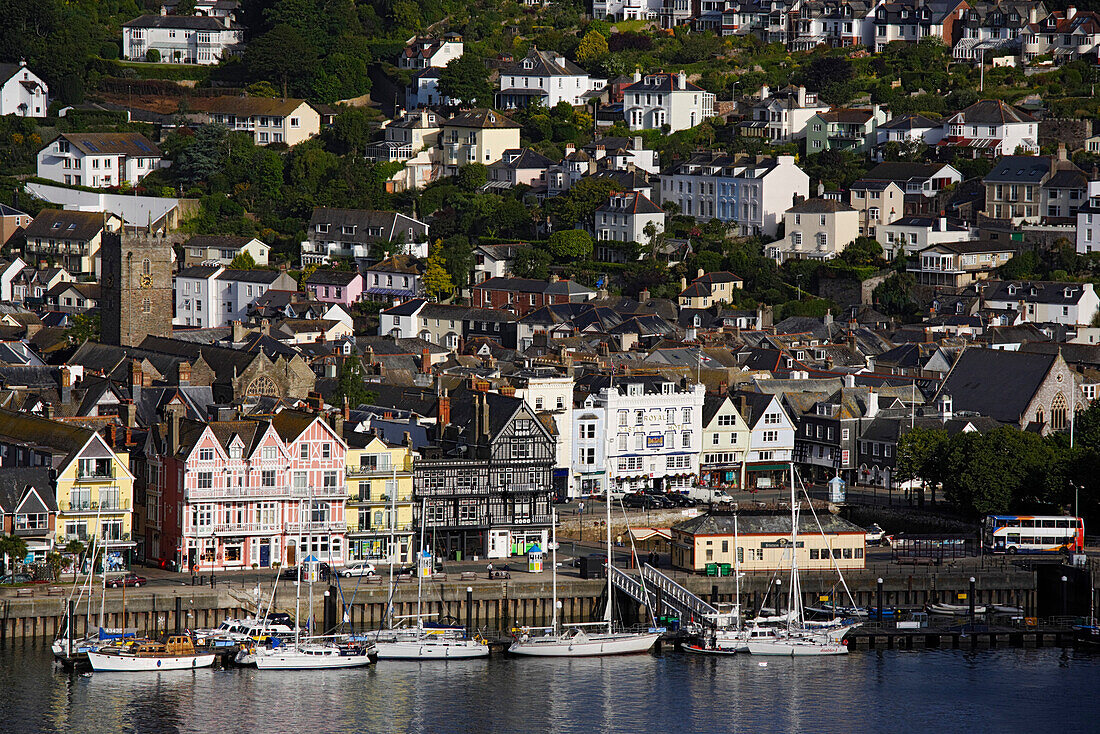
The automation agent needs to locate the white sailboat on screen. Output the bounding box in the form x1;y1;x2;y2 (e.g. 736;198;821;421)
745;464;852;657
252;488;373;670
87;635;216;672
373;498;488;660
509;500;660;657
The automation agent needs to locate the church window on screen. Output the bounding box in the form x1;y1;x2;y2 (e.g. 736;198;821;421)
141;298;151;313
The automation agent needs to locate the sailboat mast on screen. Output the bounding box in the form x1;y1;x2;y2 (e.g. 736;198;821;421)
388;462;397;628
605;479;613;631
788;462;798;632
417;497;426;625
734;513;741;627
294;497;302;647
551;509;558;631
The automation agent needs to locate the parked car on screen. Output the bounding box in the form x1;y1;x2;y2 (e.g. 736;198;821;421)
865;524;888;546
108;573;147;588
663;493;698;508
281;563;332;581
622;493;663;510
341;562;377;578
0;573;31;585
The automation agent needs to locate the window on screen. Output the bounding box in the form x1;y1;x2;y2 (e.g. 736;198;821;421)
300;444;309;460
197;472;213;489
262;446;277;461
681;432;692;448
762;430;778;442
262;470;276;487
198;448;214;461
322;443;332;459
683;407;692;424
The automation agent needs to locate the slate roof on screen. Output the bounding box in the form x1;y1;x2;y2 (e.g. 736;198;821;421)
935;347;1056;424
983;156;1049;184
306;269;361;286
0;467;57;514
954;99;1036;125
787;197;855;214
23;210;107;241
444;108;520;129
499;49;589;78
673;511;864;536
57;133;162;158
122;14;231;30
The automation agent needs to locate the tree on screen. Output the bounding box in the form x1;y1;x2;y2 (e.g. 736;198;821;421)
298;263;320;290
245;24;319;98
513;247;551;279
838;237;884;267
896;427;948;503
437;54;493;107
229;251;256;269
576;30;609;66
330;107;371;157
66;312;100;344
64;539;85;583
547;229;594;261
456;163;488;192
0;533;28;575
423;239;455;300
800;55;854;104
145;49;161;63
46;551;63;581
174;124;230;186
332;357;376;410
873;272;918;318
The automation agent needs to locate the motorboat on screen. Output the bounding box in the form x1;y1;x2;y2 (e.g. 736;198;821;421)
371;623;488;660
252;638;375;670
509;625;661;657
87;635;215;672
928;603;987;616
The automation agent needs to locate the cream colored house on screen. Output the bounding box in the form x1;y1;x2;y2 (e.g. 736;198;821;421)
346;437;416;565
196;96;320;146
182;235;269;267
699;395;751;489
671;512;866;573
772;198;860;263
849;180;905;241
439;108;520;176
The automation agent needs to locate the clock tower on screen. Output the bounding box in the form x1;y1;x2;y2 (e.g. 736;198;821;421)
101;230;174;348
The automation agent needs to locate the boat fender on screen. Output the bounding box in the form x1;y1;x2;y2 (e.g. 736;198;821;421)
757;662;767;667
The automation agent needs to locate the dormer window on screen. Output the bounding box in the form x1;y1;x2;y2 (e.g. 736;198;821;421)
523;59;534;69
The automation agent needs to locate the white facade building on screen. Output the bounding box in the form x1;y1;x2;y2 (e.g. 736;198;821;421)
660;153;809;237
575;377;706;496
985;281;1100;327
1076;181;1100;255
497;49;606;109
0;61;48;117
623;71;715;133
513;371;575;499
122;14;244;65
594;192;665;244
36;133;163;189
592;0;662;21
175;266;296;328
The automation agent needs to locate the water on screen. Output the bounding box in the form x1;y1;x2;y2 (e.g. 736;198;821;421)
2;645;1098;733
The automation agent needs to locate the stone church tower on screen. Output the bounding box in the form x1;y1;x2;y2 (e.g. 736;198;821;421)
101;230;174;347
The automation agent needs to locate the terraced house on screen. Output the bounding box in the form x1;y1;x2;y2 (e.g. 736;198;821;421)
0;409;135;568
345;435;416;565
155;410;347;573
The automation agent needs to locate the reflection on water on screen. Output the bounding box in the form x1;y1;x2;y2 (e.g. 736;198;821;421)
2;644;1098;733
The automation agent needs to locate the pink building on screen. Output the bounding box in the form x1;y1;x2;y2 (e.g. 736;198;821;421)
157;410;347;573
305;269;364;307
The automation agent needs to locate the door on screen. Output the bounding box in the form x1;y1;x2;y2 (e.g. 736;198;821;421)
286;541;297;567
259;541;271;568
187;548;197;574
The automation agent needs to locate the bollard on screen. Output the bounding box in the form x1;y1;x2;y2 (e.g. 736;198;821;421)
969;577;976;621
877;578;884;623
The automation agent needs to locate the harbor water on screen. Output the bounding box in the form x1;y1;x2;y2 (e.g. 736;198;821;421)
3;645;1098;733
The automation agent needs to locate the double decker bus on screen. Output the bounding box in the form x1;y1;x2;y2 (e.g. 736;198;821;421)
983;515;1084;555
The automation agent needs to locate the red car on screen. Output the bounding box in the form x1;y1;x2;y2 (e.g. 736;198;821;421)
108;573;147;588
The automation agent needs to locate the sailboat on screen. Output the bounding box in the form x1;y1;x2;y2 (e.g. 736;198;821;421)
252;489;374;670
509;500;661;657
744;464;853;657
372;496;488;660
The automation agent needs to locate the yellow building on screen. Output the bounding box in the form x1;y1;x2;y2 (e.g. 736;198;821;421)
346;436;416;565
439;108;521;176
0;409;135;568
671;511;866;574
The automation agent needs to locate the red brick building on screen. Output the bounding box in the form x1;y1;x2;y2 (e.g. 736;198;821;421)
470;276;595;317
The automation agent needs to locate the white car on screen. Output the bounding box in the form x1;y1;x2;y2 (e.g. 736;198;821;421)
341;562;377;578
865;524;887;546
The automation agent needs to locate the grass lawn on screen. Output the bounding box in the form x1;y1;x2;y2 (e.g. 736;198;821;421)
611;20;650;33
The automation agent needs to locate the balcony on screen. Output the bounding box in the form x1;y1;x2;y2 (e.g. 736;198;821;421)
60;500;131;513
508;514;554;526
286;520;347;533
349;522;414;535
14;526;50;537
75;468;115;482
504;483;540;493
212;523;281;535
416;485;490;498
347;459;412;478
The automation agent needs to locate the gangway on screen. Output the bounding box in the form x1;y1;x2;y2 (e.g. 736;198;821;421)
608;562;728;629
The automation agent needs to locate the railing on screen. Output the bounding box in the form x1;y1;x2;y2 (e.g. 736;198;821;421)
347;459;413;477
286;521;347;533
505;483;539;493
56;533;92;544
60;500;131;512
188;486;292;501
213;523;281;535
75;469;115;482
416;486;490;497
350;523;414;535
14;526;50;537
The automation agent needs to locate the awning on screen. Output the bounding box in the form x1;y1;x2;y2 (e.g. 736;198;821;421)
629;527;671;541
746;462;787;472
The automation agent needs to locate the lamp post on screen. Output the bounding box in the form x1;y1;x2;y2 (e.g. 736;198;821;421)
968;576;976;623
877;577;884;623
1061;575;1069;618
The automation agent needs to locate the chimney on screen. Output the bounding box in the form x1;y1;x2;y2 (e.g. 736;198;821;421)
130;359;143;403
640;288;650;303
421;347;432;374
500;385;516;397
437;391;451;430
403;431;413;446
480;392;490;440
343;396;350;421
260;319;271;336
824;309;833;326
844;374;856;388
633;136;642;151
866;390;880;418
797;86;807;107
677;70;687;90
938;210;947;232
1068;6;1078;20
759;84;770;99
231;320;246;343
697;268;704;279
680;276;688;291
178;361;191;386
817;181;825;197
1057;143;1068;162
718;381;728;395
168;409;181;455
739;394;747;419
331;410;345;438
160;5;167;15
121;400;136;428
633;69;641;83
60;365;72;404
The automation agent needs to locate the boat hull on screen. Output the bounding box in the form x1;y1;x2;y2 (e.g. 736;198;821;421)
508;632;660;657
87;652;216;672
374;640;489;660
682;643;738;656
254;651;373;669
745;639;848;656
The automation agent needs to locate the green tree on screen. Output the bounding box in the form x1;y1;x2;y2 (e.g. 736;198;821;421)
513;247;551;279
456;163;488;192
46;551;63;581
332;357;376;410
298;263;320;290
0;534;28;575
145;49;161;63
64;539;85;583
576;29;609;66
896;427;948;503
838;237;884;267
437;54;493;107
547;229;593;261
246;81;279;98
873;272;918;318
66;312;100;344
423;239;455;300
174;124;230;186
229;251;256;269
245;24;319;98
176;0;197;15
330;107;371;157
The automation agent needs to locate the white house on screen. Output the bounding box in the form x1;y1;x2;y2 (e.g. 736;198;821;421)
497;48;606;109
175;266;296;328
881;215;974;259
1077;180;1100;255
576;377;706;496
182;235;269;267
941;99;1039;156
984;280;1100;327
398;34;464;69
0;61;48;117
592;0;662;22
742;85;830;142
773;198;860;263
37;133;163;189
121;13;244;65
735;392;796;490
623;71;715;133
699;395;752;488
659;152;808;237
512;371;575;499
875;114;945;151
594;192;665;245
